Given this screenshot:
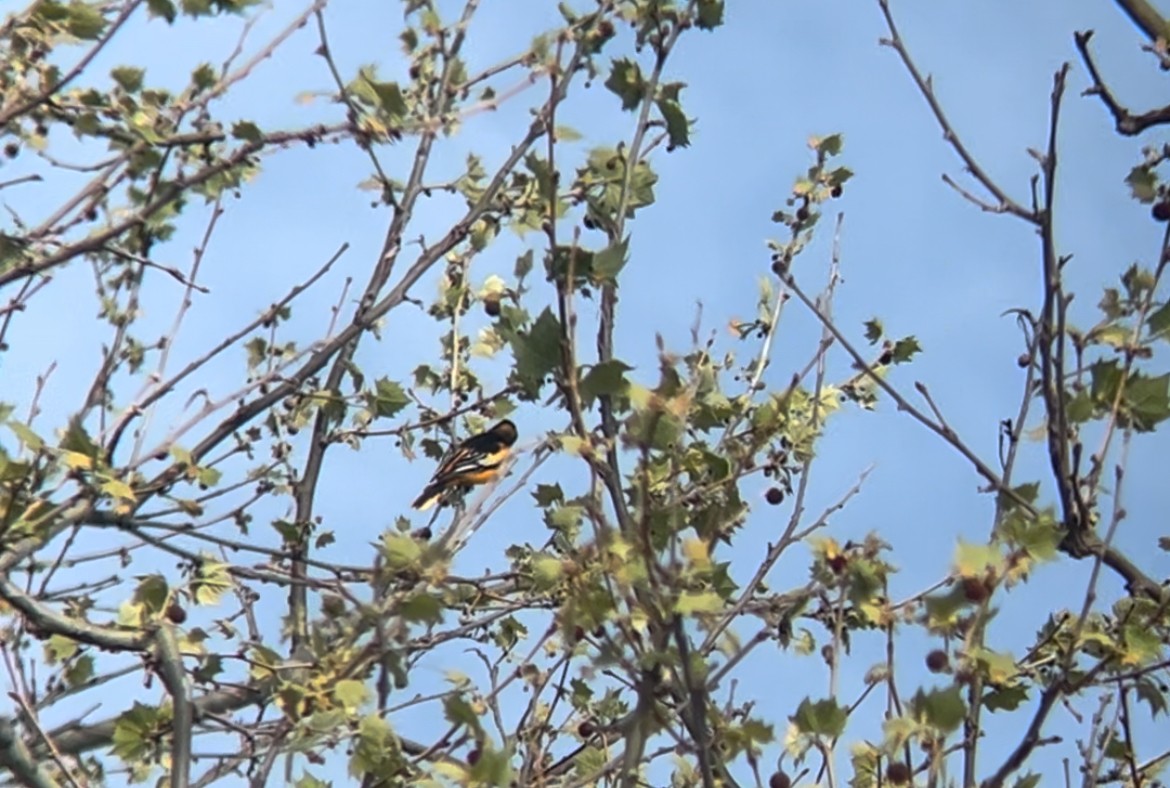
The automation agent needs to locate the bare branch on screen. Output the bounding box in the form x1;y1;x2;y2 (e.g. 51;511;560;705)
877;0;1037;222
1075;29;1170;135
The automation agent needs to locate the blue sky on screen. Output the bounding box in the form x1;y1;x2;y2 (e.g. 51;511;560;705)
2;0;1168;784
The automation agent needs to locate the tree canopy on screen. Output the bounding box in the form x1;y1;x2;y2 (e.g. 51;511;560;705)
0;1;1168;787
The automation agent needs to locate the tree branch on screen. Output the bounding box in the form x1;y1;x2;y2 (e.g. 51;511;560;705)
0;718;59;788
876;0;1037;222
1074;30;1170;136
1112;0;1170;43
154;625;192;788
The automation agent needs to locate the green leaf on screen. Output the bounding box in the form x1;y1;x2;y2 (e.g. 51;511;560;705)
1002;513;1061;562
134;574;170;615
45;634;79;663
1122;623;1163;665
514;249;534;280
593;237;629;284
65;654;94;687
400;593;443;624
101;477;136;504
545;245;594;287
147;0;177;22
1002;481;1039;508
468;742;513;785
60;417;99;458
191;560;232;605
1099;288;1125;319
369;80;406;117
532;483;564;507
912;686;966;733
1066;389;1094;423
605;58;645;111
546;504;583;535
1135;676;1167;717
969;646;1018;684
1090;359;1123;404
1123;263;1156;300
675;591;723;615
511;308;561;397
197;465;222;488
891;336;921;363
1124;371;1170;431
111;702;162;760
232;121;262;143
372;378;410;418
953;541;1002;578
383;533;422;569
111;66;145;92
349;713;396;779
442;695;483;733
657;97;689;149
554;125;583;142
65;1;107;39
1126;165;1158;203
580;359;632;404
792;697;847;738
7;420;43;451
817;133;844;157
863;319;883;344
532;555;564;588
983;684;1028;712
333;679;369;713
191;62;216;92
828;165;854;187
695;0;725;29
1013;774;1042;788
181;0;212;16
923;585;970;633
1148;302;1170;338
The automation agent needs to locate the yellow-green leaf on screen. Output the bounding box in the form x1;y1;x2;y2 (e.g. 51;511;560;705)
675;591;723;615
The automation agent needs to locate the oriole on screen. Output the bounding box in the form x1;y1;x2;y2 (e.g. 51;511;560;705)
411;419;518;511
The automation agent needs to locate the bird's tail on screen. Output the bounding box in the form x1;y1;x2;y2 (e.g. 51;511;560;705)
411;483;444;511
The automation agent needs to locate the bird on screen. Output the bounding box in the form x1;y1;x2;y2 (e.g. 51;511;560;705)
411;419;518;511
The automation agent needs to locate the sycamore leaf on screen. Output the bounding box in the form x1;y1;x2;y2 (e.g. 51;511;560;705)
372;378;410;418
333;679;369;713
675;591;722;615
511;308;561;397
657;97;689;149
400;593;443;624
792;697;847;738
1126;165;1158;203
605;58;645;110
580;359;632;404
592;237;629;284
695;0;725;29
383;533;422;569
911;686;966;733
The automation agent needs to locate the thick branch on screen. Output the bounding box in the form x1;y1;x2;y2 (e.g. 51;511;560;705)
1113;0;1170;43
42;685;262;760
0;718;59;788
0;574;149;652
153;626;192;788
